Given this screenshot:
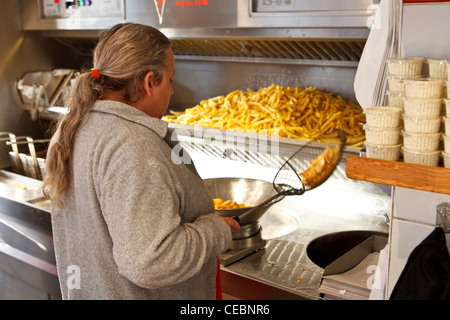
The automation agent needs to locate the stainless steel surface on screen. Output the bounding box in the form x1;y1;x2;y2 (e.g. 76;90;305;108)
170;59;361;113
20;42;366;119
18;0;371;121
0;158;392;300
0;170;51;212
225;135;347;225
221;198;389;300
0;170;59;299
16;69;76;121
230;231;264;251
259;206;301;239
194;151;392;299
21;0;126;30
234;192;287;225
222;222;265;265
0;1;71;170
239;0;378;28
170;123;361;165
1;133;23;174
220;238;266;267
21;0;375;32
231;221;261;240
170;38;365;62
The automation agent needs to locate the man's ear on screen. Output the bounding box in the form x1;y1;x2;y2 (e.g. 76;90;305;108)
143;71;154;97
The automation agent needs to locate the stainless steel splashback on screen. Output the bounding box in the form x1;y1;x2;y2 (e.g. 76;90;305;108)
20;2;376;63
21;0;377;33
17;0;374;155
20;0;377;107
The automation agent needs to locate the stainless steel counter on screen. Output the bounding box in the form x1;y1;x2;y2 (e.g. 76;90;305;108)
0;170;58;299
193;153;391;300
220;199;389;300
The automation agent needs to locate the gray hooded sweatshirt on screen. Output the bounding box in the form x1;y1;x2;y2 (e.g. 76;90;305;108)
51;100;232;299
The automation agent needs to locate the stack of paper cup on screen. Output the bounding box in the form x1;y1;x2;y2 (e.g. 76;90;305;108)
386;57;424;109
427;59;448;80
364;107;402;160
382;57;450;167
443;69;450;167
448;62;450;98
402;78;443;166
427;59;448;99
387;57;424;78
443;120;450;168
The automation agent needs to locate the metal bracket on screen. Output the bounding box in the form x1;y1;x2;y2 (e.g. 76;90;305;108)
436;202;450;233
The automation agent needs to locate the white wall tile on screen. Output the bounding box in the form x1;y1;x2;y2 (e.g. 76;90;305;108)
393;187;450;225
387;218;435;297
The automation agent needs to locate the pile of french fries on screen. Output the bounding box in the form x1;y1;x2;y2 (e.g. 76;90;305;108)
213;198;248;209
163;84;365;146
300;146;337;188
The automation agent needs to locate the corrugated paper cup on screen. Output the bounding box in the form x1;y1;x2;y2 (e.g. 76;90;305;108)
404;78;444;99
447;81;450;99
366;143;401;161
365;126;401;145
444;117;450;134
445;99;450;117
388;76;405;92
386;91;404;109
388;75;421;93
365;107;402;128
427;59;448;80
388;75;420;93
402;147;440;166
443;151;450;168
403;115;441;133
403;97;442;117
387;57;424;77
443;134;450;153
402;131;441;152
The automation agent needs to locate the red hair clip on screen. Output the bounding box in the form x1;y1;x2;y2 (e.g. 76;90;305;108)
91;68;100;79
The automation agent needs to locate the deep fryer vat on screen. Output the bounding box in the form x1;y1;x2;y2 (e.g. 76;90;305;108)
306;230;388;269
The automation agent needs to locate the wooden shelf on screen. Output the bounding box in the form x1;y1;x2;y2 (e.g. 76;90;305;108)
345;156;450;195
